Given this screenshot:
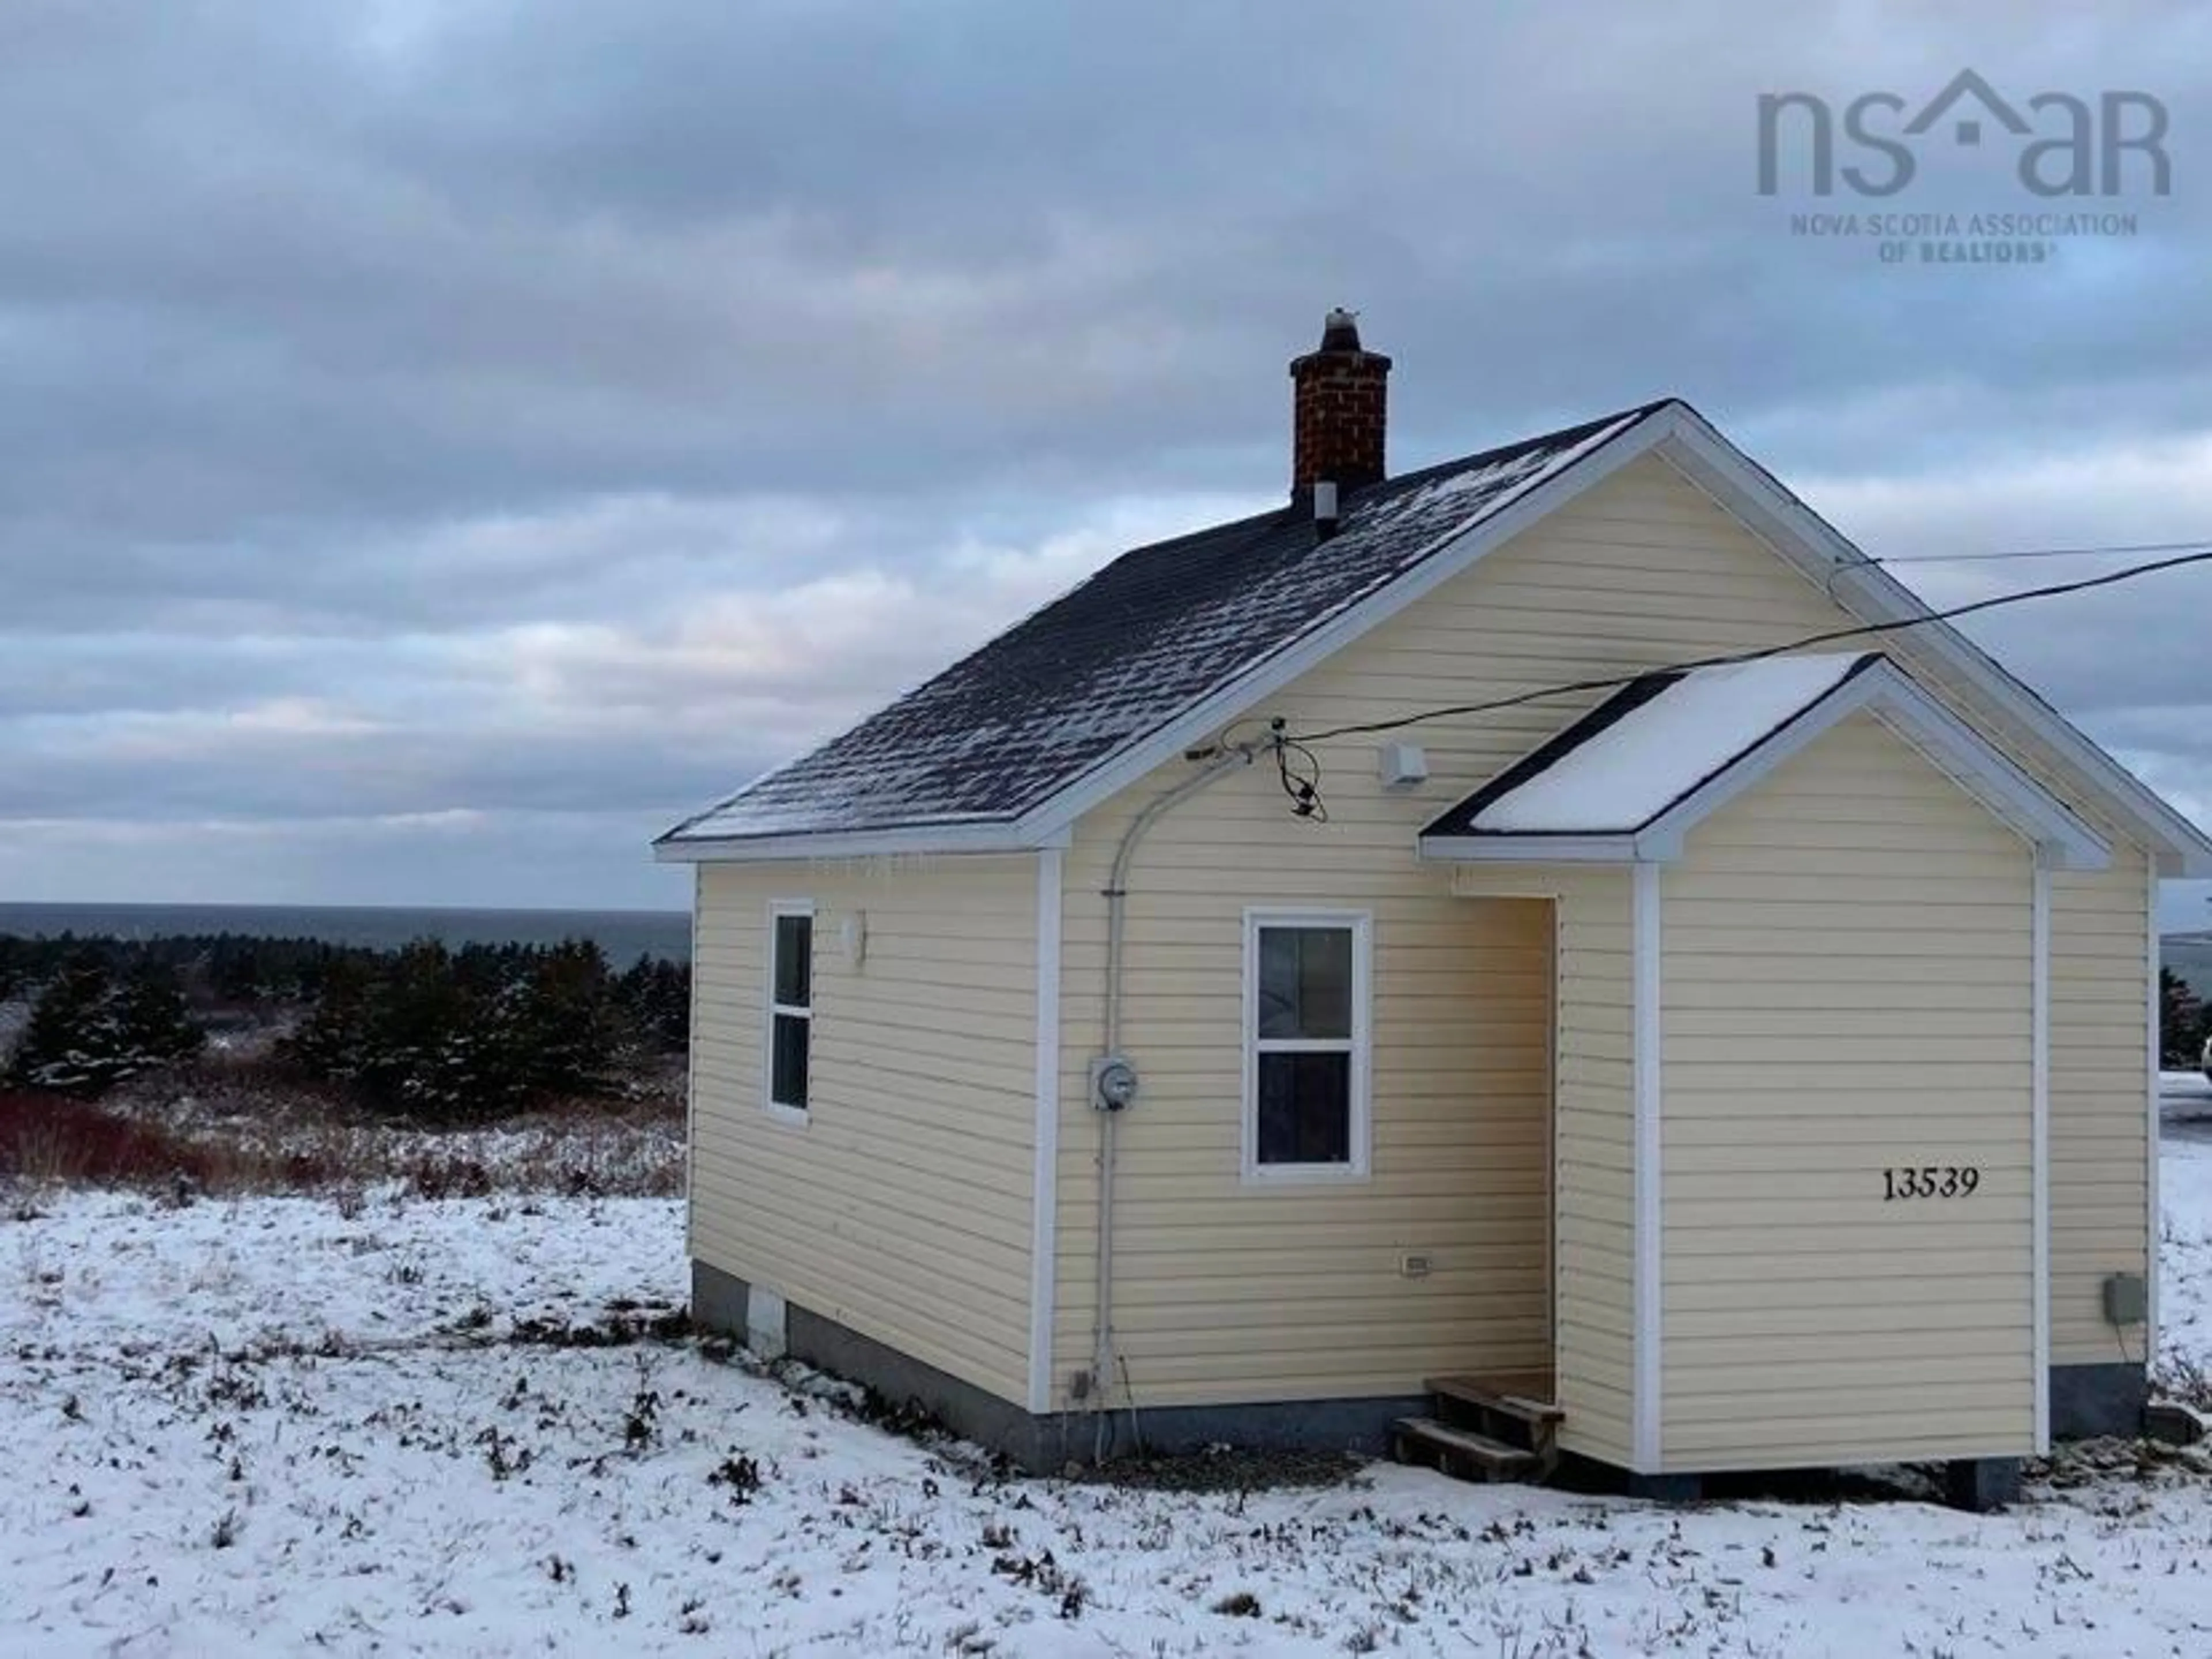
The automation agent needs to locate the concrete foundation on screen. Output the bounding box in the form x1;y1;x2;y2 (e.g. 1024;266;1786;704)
1623;1471;1703;1503
1944;1457;2021;1512
695;1263;2156;1484
691;1260;1423;1472
2048;1362;2147;1439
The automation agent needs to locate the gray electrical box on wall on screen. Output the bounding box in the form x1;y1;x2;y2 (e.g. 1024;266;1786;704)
1089;1054;1139;1112
2103;1271;2148;1326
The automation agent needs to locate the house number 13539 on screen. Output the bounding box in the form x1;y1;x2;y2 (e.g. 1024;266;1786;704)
1883;1166;1979;1200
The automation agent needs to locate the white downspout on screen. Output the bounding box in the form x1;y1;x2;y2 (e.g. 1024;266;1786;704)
1092;744;1257;1440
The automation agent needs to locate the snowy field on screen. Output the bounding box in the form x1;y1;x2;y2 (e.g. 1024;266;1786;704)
7;1112;2212;1654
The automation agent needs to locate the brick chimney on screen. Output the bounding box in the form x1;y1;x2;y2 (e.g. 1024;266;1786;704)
1289;308;1391;498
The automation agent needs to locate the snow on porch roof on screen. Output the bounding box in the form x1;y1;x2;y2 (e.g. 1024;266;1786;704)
1438;654;1876;836
1420;652;2112;868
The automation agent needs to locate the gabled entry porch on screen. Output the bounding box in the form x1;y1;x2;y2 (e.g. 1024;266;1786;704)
1422;652;2108;1494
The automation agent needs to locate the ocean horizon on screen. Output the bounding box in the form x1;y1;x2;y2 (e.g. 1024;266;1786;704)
0;901;691;963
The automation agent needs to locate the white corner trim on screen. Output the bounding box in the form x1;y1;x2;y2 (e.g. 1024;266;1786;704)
2147;858;2163;1359
1238;907;1374;1186
1027;848;1064;1414
684;866;702;1257
1631;861;1664;1472
2032;863;2052;1453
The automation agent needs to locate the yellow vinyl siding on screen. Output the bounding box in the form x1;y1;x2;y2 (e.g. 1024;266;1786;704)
1658;715;2037;1469
690;854;1038;1406
1051;851;1555;1406
1049;456;1854;1423
1483;456;2152;1384
2048;846;2153;1361
1046;454;2153;1449
676;448;2155;1461
1459;866;1638;1467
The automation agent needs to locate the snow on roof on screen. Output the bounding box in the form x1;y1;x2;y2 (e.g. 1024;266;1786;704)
1431;653;1880;836
661;400;1673;845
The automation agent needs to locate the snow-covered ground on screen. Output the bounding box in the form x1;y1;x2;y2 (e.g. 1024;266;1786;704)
9;1145;2212;1656
2160;1070;2212;1377
2162;1066;2212;1122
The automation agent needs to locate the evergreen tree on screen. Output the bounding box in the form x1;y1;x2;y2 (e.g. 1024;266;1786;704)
281;940;526;1121
9;956;122;1093
282;952;375;1080
2163;967;2209;1067
249;933;690;1120
514;940;621;1094
111;961;204;1070
619;954;691;1052
358;940;519;1119
7;955;202;1094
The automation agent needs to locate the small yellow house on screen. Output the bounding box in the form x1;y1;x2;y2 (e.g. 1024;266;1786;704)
656;313;2212;1501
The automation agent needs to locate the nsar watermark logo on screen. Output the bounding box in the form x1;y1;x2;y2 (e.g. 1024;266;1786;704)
1758;69;2171;265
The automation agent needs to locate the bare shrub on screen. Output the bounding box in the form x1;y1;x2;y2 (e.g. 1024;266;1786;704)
4;1066;684;1200
2156;1351;2212;1413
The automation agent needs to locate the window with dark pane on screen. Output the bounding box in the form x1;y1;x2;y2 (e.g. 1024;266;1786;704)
1251;922;1357;1169
773;914;813;1009
769;909;813;1112
1256;1051;1351;1164
1257;926;1351;1040
770;1008;809;1109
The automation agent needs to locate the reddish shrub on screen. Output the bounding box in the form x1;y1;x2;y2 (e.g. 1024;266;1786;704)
0;1090;215;1187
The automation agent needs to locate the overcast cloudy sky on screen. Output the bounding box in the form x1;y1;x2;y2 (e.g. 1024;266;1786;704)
5;2;2211;923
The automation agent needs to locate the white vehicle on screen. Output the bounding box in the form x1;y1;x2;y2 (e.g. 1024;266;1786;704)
2203;1032;2212;1084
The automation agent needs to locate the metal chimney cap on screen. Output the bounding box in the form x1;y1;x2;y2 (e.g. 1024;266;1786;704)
1319;308;1362;351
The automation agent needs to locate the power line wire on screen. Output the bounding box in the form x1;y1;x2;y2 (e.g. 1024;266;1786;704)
1879;547;2198;565
1271;543;2212;748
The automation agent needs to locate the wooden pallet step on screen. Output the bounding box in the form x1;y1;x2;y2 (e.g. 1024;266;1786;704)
1391;1416;1541;1482
1426;1375;1562;1421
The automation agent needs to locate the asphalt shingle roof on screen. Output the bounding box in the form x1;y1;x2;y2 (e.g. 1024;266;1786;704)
662;399;1675;844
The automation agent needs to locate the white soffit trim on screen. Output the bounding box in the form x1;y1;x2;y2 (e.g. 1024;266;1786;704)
1652;407;2212;877
1027;848;1064;1414
1631;860;1664;1472
1419;834;1639;863
657;821;1071;863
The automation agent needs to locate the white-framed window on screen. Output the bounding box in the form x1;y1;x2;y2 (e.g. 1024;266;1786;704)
765;899;815;1123
1241;908;1371;1184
